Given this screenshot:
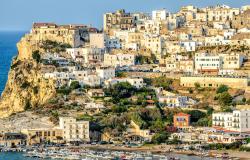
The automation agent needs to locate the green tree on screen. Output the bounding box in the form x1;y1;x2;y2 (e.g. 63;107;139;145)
242;97;246;103
218;92;232;107
151;131;169;144
150;119;165;132
105;82;136;102
116;72;127;78
111;105;127;113
32;50;41;63
195;118;210;126
70;81;81;90
57;86;71;95
187;110;206;123
216;85;229;94
206;106;214;115
151;76;173;91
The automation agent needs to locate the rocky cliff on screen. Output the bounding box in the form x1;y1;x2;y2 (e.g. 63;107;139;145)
0;36;56;118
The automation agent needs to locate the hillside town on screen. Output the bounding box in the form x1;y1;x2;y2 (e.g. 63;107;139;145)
2;4;250;159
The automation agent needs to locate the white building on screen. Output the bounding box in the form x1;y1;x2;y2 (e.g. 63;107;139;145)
220;53;244;69
84;103;106;110
144;20;162;35
103;53;135;68
156;89;195;107
96;66;115;81
59;117;89;142
205;35;226;46
105;77;145;88
143;34;163;59
179;41;196;52
207;5;240;22
195;53;223;72
79;74;101;87
212;112;233;129
152;9;169;21
66;48;104;64
212;110;250;132
89;33;106;49
106;36;121;51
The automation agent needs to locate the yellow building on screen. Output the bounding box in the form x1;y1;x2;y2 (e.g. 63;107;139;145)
126;120;153;141
21;128;63;145
103;9;134;35
31;23;82;47
180;75;249;90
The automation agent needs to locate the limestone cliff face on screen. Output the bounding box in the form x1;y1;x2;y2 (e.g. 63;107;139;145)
0;36;56;118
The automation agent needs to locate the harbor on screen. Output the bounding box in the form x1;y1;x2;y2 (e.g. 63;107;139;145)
0;144;241;160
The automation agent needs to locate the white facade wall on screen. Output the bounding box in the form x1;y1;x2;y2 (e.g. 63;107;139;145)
179;41;196;52
103;53;135;67
212;110;250;132
59;117;89;142
152;9;169;21
89;33;106;49
96;67;115;80
195;53;223;71
105;78;144;88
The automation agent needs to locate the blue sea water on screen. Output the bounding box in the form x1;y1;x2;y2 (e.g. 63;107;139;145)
0;31;26;95
0;152;39;160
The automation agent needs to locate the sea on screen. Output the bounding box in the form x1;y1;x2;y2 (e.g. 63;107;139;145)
0;31;26;95
0;152;41;160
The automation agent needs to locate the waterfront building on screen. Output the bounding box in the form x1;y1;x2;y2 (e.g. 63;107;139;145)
59;117;90;142
213;110;250;133
21;128;63;145
126;120;153;142
173;113;191;128
0;133;26;148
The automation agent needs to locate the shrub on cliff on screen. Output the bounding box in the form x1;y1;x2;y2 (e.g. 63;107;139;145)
33;86;39;94
32;50;41;63
21;81;30;89
24;100;31;110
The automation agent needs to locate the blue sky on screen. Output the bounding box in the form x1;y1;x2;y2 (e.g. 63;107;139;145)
0;0;249;31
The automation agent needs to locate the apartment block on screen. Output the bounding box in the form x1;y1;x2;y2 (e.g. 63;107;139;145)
212;110;250;132
59;117;90;142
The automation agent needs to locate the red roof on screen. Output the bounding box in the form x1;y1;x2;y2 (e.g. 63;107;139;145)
146;100;155;104
174;112;190;117
33;23;57;28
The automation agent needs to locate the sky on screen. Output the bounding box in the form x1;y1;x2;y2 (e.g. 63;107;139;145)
0;0;249;31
